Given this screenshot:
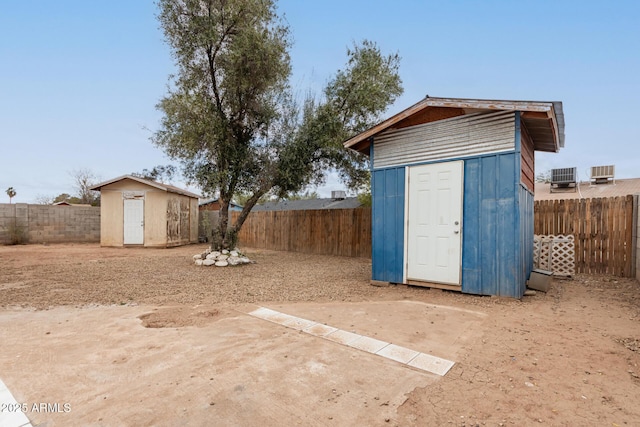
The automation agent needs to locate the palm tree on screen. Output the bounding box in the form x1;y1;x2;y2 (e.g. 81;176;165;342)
6;187;16;203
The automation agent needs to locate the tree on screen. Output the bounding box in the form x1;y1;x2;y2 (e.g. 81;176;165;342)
34;194;54;205
6;187;16;203
53;193;82;204
70;168;100;206
535;170;552;183
132;165;178;183
283;190;318;201
154;0;402;250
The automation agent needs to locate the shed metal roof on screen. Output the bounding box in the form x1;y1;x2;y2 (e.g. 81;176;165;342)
343;96;565;155
89;175;200;199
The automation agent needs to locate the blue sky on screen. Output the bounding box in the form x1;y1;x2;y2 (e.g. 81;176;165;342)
1;0;638;203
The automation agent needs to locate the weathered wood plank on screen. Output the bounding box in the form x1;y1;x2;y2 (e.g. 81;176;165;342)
533;196;634;277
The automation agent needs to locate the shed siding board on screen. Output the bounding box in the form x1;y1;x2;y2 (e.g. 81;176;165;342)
166;194;194;247
519;185;534;293
520;116;536;192
515;113;533;296
144;190;167;247
373;111;516;169
100;190;124;246
190;198;199;243
461;152;523;297
372;167;405;283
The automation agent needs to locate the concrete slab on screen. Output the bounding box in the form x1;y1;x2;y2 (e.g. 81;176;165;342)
302;323;338;337
0;301;487;426
248;307;455;376
408;353;456;376
266;300;487;361
0;379;33;427
281;316;317;331
376;344;420;364
324;329;362;345
349;336;390;354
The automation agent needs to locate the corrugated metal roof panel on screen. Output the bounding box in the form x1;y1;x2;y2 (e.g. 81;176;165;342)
343;96;564;155
373;111;515;169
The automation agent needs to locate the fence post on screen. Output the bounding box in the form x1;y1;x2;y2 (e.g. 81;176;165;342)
633;194;639;280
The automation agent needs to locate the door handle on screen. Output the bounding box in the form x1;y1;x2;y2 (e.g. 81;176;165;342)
454;230;459;234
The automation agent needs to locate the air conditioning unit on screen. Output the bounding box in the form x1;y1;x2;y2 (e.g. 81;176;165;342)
550;167;577;193
331;190;346;200
590;165;615;185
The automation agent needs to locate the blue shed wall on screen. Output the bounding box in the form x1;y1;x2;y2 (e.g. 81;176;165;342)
369;112;535;297
371;167;405;283
461;153;523;297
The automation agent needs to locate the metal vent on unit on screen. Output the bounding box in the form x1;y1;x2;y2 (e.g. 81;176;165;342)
331;190;346;200
590;165;615;185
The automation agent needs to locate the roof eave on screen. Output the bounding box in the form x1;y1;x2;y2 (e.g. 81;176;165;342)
343;96;565;156
89;175;200;198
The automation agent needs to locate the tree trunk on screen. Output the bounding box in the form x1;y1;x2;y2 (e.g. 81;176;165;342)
211;198;230;251
228;191;265;243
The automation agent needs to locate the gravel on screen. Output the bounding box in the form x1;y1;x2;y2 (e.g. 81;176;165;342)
0;243;387;309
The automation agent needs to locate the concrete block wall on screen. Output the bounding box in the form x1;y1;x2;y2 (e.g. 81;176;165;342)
0;203;100;244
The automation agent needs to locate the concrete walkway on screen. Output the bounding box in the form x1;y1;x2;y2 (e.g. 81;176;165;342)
249;306;455;376
0;379;33;427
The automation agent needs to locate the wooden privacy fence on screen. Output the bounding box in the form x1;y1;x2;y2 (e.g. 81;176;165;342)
233;208;372;258
534;195;636;277
202;195;637;276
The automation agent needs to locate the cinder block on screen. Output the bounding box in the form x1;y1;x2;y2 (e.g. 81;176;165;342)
527;269;553;292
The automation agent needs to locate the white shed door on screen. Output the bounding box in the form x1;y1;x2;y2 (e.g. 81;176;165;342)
407;161;463;285
124;199;144;245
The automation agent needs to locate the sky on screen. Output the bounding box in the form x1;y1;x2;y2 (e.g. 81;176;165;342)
1;0;638;203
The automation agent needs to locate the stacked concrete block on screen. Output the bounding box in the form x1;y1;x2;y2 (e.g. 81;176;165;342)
0;204;100;244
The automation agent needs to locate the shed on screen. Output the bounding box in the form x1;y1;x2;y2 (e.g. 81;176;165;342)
89;175;200;247
344;96;565;298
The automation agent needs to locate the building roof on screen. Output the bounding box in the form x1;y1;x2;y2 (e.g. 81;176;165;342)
89;175;200;199
534;178;640;201
343;96;565;155
52;202;92;207
252;197;362;212
199;198;243;208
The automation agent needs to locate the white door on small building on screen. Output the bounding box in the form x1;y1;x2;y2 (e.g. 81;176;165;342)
124;198;144;245
407;161;463;285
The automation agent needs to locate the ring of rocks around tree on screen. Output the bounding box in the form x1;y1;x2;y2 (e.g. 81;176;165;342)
193;249;252;267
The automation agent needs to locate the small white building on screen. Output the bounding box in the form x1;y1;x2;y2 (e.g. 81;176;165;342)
90;175;200;247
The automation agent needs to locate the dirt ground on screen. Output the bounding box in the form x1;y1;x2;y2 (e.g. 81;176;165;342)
1;243;639;426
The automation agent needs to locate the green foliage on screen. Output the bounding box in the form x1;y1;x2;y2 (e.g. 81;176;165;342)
53;193;76;204
272;40;401;196
283;190;318;201
153;0;402;250
233;191;270;207
6;187;16;203
357;191;372;207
